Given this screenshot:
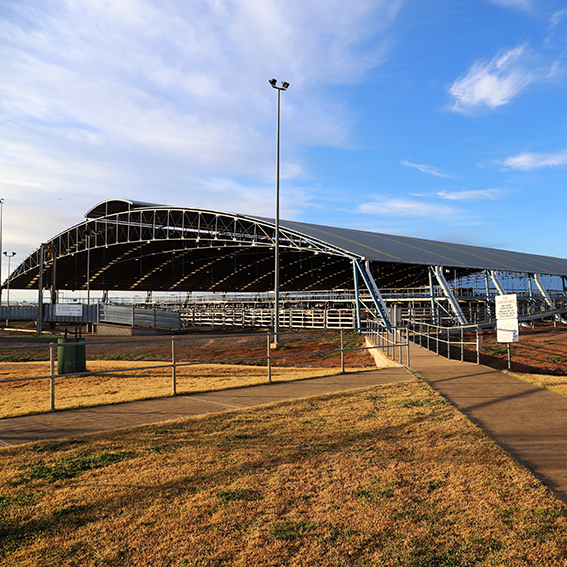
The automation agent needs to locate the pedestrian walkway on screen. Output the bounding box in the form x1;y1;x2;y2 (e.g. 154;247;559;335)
0;368;411;447
408;343;567;504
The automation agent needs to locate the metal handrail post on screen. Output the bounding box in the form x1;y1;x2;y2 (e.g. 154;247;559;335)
461;327;464;361
267;332;272;383
50;342;55;411
340;329;345;373
447;328;451;360
171;336;177;396
406;328;410;366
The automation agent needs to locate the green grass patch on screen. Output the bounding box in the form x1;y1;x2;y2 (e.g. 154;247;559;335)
12;451;136;484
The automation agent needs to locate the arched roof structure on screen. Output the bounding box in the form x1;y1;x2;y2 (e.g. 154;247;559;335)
5;198;567;296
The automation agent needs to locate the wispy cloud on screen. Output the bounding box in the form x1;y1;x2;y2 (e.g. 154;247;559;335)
435;188;507;200
498;149;567;170
358;197;458;218
449;46;535;111
550;8;567;28
400;159;453;178
488;0;532;11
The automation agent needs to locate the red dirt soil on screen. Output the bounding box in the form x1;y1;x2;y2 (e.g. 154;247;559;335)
478;322;567;375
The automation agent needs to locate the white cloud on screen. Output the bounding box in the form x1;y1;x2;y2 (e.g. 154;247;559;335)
449;46;535;111
435;188;507;200
0;0;403;266
400;159;453;178
498;149;567;170
358;197;458;218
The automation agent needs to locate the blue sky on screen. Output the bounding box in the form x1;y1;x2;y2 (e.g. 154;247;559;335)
1;0;567;289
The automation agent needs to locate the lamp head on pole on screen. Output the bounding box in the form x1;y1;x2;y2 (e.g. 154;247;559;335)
268;78;290;91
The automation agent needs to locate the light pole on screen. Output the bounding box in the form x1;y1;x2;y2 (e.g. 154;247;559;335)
0;198;4;306
268;78;289;347
4;251;16;303
4;251;15;326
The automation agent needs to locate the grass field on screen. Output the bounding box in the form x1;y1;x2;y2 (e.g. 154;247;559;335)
0;361;351;419
2;379;567;566
508;370;567;400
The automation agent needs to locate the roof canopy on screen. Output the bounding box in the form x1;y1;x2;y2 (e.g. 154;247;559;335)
5;199;567;293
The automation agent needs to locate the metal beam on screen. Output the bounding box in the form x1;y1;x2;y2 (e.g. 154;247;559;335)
353;260;362;331
355;260;392;329
533;273;567;324
433;266;468;325
428;266;437;325
489;270;506;295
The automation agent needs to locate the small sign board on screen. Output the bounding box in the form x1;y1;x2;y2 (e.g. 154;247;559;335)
55;304;83;318
495;294;519;343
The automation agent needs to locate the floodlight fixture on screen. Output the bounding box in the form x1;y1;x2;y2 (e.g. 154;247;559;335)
268;79;290;91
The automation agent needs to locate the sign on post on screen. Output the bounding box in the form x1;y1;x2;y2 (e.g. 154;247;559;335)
495;294;519;343
495;294;518;343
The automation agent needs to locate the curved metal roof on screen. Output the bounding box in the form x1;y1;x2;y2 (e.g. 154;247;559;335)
272;217;567;275
4;199;567;294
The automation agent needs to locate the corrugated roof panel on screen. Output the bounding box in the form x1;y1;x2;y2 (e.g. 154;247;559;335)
271;218;567;276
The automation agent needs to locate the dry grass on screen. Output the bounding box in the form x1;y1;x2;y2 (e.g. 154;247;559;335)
2;380;567;566
507;370;567;399
0;361;351;419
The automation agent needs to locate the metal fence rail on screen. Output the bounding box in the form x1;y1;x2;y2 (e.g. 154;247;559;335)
0;328;394;412
405;320;482;363
180;307;355;329
363;321;410;366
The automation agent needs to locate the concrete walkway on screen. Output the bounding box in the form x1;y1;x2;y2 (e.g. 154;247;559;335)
0;368;411;447
408;343;567;504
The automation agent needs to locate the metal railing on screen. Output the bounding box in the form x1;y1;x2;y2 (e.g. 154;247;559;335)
0;328;393;412
405;320;482;364
363;322;411;366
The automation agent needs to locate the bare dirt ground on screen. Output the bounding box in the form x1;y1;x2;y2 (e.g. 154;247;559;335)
0;326;375;369
479;322;567;375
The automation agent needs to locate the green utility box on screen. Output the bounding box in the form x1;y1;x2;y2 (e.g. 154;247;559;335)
57;338;87;375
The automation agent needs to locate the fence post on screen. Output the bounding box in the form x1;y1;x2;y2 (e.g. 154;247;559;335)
406;328;410;366
340;329;345;373
267;332;272;383
49;342;55;411
447;328;451;360
171;336;177;396
476;327;482;365
461;327;464;362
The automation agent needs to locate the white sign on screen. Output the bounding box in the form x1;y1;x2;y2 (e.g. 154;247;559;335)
495;294;518;343
55;304;83;317
496;318;519;343
495;294;518;320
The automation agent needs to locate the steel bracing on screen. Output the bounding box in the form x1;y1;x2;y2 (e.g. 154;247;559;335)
4;199;567;330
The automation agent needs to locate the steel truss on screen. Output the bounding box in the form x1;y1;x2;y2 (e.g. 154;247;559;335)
5;202;567;331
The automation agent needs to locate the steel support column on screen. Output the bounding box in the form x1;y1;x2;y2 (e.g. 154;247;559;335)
533;273;567;324
428;267;437;326
489;270;506;295
433;266;468;325
363;260;392;329
352;260;362;331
